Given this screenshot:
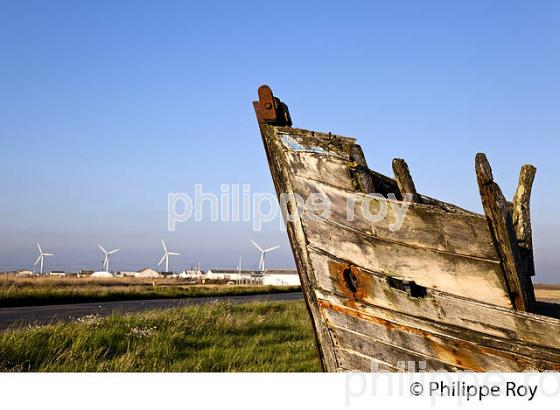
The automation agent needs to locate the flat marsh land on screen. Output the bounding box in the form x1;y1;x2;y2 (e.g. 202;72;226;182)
0;301;321;372
0;278;557;372
0;276;300;307
534;284;560;302
0;276;555;307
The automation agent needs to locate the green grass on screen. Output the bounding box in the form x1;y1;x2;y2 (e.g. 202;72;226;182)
0;276;301;307
0;301;321;372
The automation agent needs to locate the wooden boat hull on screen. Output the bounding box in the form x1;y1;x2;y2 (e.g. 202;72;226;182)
254;86;560;372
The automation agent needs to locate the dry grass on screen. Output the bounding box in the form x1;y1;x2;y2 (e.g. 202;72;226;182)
0;276;300;307
534;284;560;302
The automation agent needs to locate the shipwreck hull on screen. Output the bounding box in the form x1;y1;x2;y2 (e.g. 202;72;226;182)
254;86;560;372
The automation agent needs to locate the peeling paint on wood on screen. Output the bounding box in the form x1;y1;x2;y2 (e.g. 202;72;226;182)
253;86;559;372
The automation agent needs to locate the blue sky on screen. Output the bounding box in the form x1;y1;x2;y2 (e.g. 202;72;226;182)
1;1;559;281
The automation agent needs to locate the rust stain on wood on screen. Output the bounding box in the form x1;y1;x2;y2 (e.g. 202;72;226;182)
319;299;560;371
254;85;560;372
328;260;375;306
318;299;481;369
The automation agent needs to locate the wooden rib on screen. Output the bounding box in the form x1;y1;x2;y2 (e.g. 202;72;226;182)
349;144;377;194
392;158;420;203
512;164;537;277
475;153;535;311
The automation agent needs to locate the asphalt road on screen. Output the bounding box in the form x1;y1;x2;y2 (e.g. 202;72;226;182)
0;292;304;331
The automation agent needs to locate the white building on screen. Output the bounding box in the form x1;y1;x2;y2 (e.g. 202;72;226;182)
16;270;34;277
262;269;300;286
49;271;66;277
205;268;300;286
179;270;205;279
116;271;138;278
206;269;257;282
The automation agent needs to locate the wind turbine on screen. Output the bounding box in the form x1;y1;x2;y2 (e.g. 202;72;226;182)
34;243;53;275
158;240;179;272
98;244;119;272
250;240;280;272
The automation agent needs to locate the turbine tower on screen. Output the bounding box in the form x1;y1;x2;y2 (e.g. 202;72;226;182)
158;240;179;272
250;240;279;272
98;244;119;272
34;243;53;275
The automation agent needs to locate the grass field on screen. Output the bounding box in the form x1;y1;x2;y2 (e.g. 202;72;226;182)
1;283;559;372
0;276;300;307
0;301;321;372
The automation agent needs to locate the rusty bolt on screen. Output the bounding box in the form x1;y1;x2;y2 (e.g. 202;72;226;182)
264;102;273;110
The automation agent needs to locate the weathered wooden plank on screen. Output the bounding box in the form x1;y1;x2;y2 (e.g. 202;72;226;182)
475;153;535;311
307;250;560;354
284;151;357;192
512;164;537;277
392;158;420;203
329;321;465;371
257;123;339;371
335;348;403;372
318;288;560;366
276;128;356;158
278;128;377;194
322;300;560;371
292;176;499;261
302;215;512;306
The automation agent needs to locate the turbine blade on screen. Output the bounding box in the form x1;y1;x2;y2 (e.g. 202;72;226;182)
34;255;42;265
37;243;42;253
98;244;107;254
264;246;280;252
250;240;263;252
43;253;53;256
161;239;168;252
158;254;166;266
108;249;119;254
168;252;180;256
